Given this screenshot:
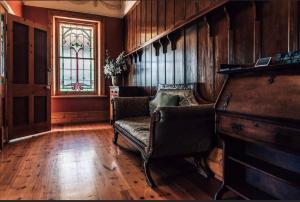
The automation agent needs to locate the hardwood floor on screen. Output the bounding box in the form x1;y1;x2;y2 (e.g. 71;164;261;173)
0;123;225;200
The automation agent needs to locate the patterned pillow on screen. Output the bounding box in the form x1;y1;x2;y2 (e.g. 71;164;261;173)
149;92;180;115
159;89;199;106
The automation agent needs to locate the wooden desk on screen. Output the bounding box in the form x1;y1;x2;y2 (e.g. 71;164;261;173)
215;64;300;199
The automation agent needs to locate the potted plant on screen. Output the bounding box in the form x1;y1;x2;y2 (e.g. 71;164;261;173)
104;50;127;86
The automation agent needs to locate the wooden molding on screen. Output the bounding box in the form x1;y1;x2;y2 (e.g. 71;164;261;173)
51;110;108;124
153;41;161;56
133;52;138;63
125;0;230;56
137;49;143;62
168;31;181;50
159;37;170;54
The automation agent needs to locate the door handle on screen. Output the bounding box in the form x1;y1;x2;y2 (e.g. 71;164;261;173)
44;85;50;90
47;67;52;86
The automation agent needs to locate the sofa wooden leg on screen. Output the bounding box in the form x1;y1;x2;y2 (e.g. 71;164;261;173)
194;156;214;179
214;183;227;200
113;130;118;144
143;157;156;188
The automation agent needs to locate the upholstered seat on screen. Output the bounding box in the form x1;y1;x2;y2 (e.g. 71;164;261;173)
115;116;150;146
112;83;215;187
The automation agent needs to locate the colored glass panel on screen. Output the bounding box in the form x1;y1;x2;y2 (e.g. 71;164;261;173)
59;23;95;92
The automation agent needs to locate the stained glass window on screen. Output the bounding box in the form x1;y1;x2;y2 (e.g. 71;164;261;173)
59;23;95;92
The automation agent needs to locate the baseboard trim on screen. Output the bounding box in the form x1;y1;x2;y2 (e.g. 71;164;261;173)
51;110;108;124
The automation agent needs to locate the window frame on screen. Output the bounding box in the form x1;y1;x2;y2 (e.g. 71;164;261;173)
55;17;99;96
0;6;5;79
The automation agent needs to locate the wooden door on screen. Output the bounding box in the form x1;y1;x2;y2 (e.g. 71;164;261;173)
7;14;51;140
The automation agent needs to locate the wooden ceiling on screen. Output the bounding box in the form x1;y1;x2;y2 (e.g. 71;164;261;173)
22;0;137;18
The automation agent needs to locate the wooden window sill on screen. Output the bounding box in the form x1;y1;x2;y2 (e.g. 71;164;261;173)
52;95;107;99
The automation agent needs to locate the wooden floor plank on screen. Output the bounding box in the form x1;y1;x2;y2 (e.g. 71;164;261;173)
0;123;225;200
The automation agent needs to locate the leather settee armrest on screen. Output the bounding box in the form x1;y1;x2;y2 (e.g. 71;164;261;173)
149;104;215;157
112;97;150;122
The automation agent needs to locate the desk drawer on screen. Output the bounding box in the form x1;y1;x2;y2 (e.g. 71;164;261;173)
218;115;300;153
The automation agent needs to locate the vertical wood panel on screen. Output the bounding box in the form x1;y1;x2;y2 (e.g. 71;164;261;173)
136;3;141;46
166;0;174;30
126;0;295;101
213;15;228;99
151;45;158;95
261;1;289;56
288;0;299;51
198;20;213;101
158;44;165;85
174;0;185;25
124;15;129;52
185;0;200;19
141;0;146;44
158;0;166;34
174;34;184;84
165;42;174;84
152;0;158;38
185;25;197;84
140;51;145;87
231;3;254;64
145;45;152;94
128;13;132;51
146;0;152;41
136;54;141;86
132;9;136;50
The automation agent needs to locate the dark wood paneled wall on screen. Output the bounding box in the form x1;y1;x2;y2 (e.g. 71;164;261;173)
124;0;299;102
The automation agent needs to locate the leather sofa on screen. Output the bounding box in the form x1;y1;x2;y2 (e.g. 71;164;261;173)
111;84;215;187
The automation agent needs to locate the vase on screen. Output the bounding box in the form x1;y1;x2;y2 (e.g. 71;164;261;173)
111;76;119;86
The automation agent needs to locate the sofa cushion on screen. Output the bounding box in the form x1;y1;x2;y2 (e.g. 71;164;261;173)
115;116;151;146
149;92;180;115
160;89;199;106
150;90;199;115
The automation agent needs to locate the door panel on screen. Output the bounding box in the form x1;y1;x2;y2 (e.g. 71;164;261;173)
7;14;50;140
13;97;29;126
13;22;29;84
34;28;47;85
34;96;47;123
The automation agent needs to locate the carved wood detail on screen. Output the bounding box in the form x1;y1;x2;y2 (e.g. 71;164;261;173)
153;41;161;56
159;37;170;54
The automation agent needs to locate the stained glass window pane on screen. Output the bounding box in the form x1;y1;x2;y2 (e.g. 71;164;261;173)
59;23;94;92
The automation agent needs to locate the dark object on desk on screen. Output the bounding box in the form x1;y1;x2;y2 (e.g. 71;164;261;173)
273;50;300;65
215;63;300;199
254;57;272;67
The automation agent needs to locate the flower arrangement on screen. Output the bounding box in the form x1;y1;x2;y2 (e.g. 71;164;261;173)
104;50;127;79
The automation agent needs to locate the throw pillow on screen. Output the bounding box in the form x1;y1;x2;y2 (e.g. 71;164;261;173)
149;92;179;115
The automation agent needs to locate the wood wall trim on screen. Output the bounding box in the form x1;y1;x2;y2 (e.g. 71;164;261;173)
51;110;108;124
125;0;229;56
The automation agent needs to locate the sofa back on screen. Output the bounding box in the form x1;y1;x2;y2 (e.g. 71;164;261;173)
157;83;210;105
